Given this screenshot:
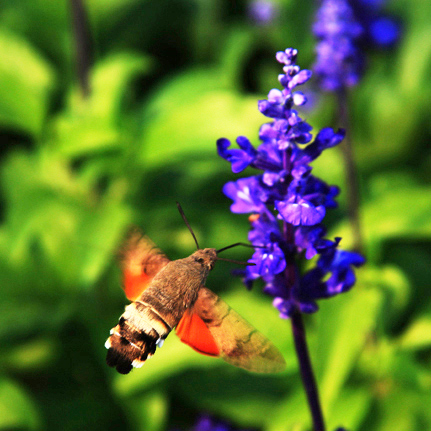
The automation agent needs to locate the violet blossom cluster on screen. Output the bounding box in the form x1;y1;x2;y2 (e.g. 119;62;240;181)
313;0;400;91
217;48;365;318
313;0;364;91
350;0;400;48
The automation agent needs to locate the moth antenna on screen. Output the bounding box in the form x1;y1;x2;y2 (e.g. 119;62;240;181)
217;257;255;266
216;243;265;253
176;202;200;250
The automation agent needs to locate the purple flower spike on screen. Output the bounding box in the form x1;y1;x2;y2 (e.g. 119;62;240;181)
313;0;364;91
217;48;364;318
313;0;402;91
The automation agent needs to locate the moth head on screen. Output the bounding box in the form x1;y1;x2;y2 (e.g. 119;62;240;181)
175;203;253;271
192;248;218;271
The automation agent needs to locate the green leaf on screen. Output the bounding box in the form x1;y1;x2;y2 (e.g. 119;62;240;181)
125;391;168;431
2;338;57;372
333;185;431;260
218;26;255;86
314;280;383;416
266;389;310;431
0;302;52;343
0;30;54;136
80;52;153;123
0;378;41;430
359;264;410;330
327;388;372;431
173;367;288;429
1;150;132;287
139;68;264;166
0;0;70;69
55;52;152;158
370;387;422;431
398;316;431;351
74;188;133;287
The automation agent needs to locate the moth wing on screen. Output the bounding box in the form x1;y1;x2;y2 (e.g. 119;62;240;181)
176;287;286;373
120;231;170;301
175;308;220;357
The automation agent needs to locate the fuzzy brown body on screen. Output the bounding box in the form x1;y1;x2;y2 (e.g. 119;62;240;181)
106;248;216;374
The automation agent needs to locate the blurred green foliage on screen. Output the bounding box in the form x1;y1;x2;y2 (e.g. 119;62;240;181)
0;0;430;430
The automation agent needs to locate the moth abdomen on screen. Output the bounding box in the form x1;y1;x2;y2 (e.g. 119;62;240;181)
105;302;171;374
105;320;158;374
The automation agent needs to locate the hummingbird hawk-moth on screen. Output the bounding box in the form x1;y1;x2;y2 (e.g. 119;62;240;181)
105;210;286;375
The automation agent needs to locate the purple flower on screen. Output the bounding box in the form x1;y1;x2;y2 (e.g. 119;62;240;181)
313;0;401;91
295;225;327;259
218;48;365;318
350;0;401;48
368;16;400;47
190;415;249;431
222;177;266;213
313;0;364;91
247;243;286;278
217;137;257;173
247;0;278;26
273;297;297;319
275;197;326;226
317;241;366;294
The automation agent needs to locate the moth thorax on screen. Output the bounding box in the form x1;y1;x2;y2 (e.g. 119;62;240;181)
192;248;217;271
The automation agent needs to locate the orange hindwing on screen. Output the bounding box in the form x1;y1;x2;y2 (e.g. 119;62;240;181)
120;231;170;301
176;309;219;357
176;287;286;373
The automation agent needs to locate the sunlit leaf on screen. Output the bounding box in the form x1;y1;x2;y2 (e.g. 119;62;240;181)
125;391;168;431
139;68;264;166
398;316;431;351
267;389;310;431
0;378;41;430
0;30;54;135
2;338;57;371
314;280;383;415
327;388;372;431
1;150;132;287
55;51;152;157
333;185;431;260
370;387;422;431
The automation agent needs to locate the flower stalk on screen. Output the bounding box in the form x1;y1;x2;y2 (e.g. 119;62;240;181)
291;311;325;431
336;88;363;252
217;48;365;430
69;0;93;97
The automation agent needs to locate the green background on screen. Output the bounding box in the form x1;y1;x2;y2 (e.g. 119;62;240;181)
0;0;430;430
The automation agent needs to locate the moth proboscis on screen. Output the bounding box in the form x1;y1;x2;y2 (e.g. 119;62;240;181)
105;208;286;375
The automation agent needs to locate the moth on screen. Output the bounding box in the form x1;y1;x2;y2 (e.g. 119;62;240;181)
105;207;286;375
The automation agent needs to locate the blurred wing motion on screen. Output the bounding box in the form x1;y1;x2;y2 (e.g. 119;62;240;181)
176;287;286;373
120;231;170;300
